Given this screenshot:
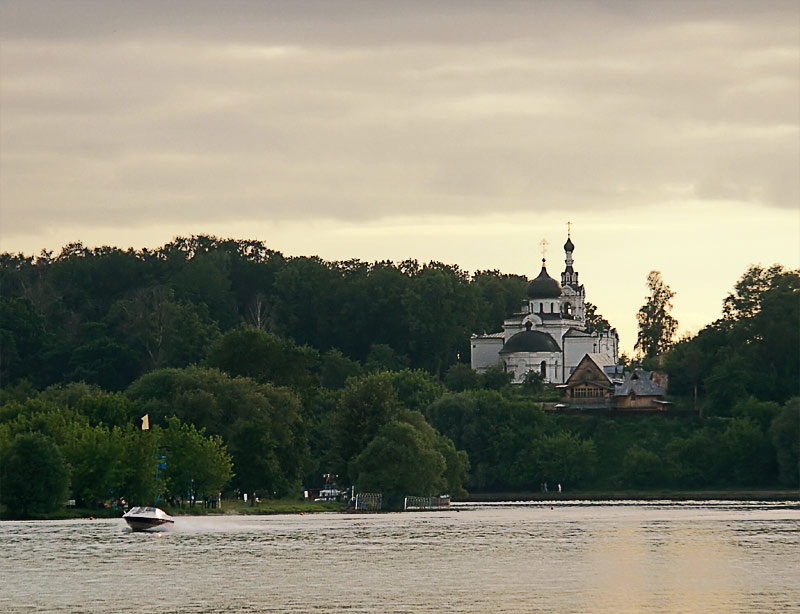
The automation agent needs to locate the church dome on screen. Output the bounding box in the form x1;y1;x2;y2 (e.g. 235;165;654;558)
564;237;574;251
527;262;562;298
500;330;561;354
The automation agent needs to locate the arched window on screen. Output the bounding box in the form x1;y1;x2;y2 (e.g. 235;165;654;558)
525;321;533;331
540;361;547;377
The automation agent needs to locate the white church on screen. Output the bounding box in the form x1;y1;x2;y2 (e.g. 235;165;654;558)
470;232;619;384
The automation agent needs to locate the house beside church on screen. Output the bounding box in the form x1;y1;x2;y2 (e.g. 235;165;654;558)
470;232;619;384
556;355;669;411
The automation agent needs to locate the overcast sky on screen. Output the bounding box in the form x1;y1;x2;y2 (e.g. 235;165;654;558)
1;0;798;352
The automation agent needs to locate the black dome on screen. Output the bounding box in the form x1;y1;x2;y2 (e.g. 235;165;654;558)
500;330;561;354
564;237;574;251
527;263;562;299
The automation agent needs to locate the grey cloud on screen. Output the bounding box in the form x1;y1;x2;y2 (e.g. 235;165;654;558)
1;1;797;238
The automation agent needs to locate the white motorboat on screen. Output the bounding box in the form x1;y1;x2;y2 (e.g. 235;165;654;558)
123;506;174;531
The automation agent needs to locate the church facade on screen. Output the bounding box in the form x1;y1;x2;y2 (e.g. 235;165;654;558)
470;234;619;384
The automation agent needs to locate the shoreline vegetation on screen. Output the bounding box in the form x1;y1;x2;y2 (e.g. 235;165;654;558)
463;489;800;503
3;489;798;521
1;242;797;521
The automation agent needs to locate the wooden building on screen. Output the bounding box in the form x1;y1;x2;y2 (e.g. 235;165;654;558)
557;355;669;411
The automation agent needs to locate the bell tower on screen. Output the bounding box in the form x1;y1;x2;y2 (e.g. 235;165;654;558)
558;222;586;324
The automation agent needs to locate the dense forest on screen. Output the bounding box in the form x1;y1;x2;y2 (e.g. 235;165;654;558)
1;236;797;516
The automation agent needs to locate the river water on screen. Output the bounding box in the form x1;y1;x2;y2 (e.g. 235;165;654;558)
1;501;798;613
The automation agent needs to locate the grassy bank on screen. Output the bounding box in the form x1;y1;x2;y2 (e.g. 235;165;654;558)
463;488;800;502
1;498;345;521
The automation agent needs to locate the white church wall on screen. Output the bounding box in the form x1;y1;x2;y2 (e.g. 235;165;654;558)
563;332;619;377
503;351;561;384
470;336;504;372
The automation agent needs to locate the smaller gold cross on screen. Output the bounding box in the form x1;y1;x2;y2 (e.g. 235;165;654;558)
539;238;549;260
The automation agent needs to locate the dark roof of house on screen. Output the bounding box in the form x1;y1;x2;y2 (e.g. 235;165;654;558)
614;368;665;397
527;262;562;299
499;330;561;354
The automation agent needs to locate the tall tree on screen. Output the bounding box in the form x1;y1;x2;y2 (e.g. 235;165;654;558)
584;301;610;333
205;325;319;390
0;432;70;516
635;271;678;358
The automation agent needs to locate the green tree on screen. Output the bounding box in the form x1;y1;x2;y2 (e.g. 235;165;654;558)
0;297;48;385
425;393;479;452
621;446;667;489
387;369;444;412
230;385;310;497
319;348;362;390
443;363;480;392
663;428;726;487
399;410;469;497
0;432;70;516
521;370;546;395
364;343;409;372
732;397;781;432
205;325;319;390
117;425;162;505
662;336;706;413
108;286;220;371
163;239;240;329
770;398;799;486
722;264;788;321
703;353;750;416
126;366;310;495
464;391;547;491
584;301;611;333
515;431;596;489
272;256;338;350
470;270;528;335
721;418;774;486
333;372;401;480
59;422;126;507
402;263;475;375
160;416;233;503
635;271;678;358
352;420;447;497
480;364;513;390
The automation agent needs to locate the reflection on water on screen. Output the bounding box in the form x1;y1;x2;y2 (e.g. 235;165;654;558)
1;501;798;613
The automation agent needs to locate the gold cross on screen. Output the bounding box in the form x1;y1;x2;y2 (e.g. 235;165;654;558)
567;221;572;237
539;238;549;260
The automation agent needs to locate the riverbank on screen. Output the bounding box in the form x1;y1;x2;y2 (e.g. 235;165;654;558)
463;488;800;502
4;489;799;520
0;499;344;521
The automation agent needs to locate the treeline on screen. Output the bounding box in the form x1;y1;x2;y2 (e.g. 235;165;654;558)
663;264;799;413
0;235;529;391
0;239;798;516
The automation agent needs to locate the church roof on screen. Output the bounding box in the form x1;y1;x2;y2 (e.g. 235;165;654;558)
500;330;561;354
564;237;574;251
563;327;591;337
526;262;562;299
472;331;505;339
